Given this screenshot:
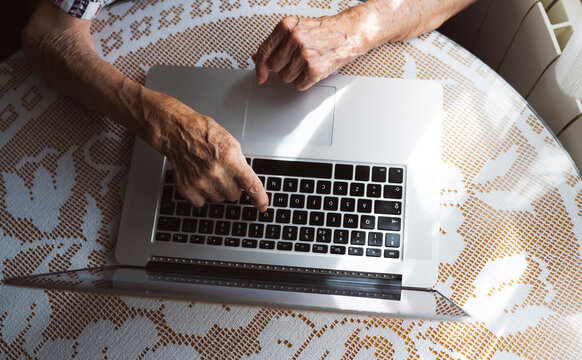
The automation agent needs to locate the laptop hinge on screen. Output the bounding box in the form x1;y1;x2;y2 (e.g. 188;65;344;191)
146;256;403;300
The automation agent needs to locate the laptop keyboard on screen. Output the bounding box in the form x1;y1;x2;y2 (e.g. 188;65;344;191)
154;157;405;259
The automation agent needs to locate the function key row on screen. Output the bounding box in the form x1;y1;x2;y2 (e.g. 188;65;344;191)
155;233;400;258
165;164;403;186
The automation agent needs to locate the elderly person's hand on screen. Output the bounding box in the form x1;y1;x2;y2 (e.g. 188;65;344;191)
137;89;267;208
22;0;268;211
253;0;476;90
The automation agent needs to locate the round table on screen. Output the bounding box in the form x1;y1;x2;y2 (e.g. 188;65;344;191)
1;1;581;358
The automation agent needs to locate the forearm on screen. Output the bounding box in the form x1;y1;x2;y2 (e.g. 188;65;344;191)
341;0;476;52
21;0;152;142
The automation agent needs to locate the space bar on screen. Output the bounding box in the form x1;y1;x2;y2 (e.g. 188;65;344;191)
252;159;333;179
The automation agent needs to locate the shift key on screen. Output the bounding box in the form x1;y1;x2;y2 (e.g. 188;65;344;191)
378;217;401;231
157;216;181;231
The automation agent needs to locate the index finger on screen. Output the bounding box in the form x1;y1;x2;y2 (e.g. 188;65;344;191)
234;163;269;212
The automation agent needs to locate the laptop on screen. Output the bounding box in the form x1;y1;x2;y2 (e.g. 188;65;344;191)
6;66;469;320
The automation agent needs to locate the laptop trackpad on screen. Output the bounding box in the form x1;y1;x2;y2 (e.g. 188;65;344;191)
243;81;335;146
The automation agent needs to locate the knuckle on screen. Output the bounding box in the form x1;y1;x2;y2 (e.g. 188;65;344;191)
280;16;297;31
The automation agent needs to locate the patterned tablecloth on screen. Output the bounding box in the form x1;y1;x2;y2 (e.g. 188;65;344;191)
1;0;582;359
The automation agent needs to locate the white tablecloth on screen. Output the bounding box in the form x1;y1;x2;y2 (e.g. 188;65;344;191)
1;1;581;358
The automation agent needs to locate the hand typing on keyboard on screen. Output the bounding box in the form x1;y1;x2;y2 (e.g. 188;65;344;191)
146;93;269;212
157;157;405;260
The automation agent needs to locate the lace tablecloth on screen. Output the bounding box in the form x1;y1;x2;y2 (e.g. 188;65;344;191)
1;1;581;358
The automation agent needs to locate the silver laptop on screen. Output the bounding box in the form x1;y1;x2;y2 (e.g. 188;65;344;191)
7;66;468;320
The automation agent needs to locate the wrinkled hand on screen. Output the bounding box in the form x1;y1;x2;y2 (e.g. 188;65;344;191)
144;91;268;211
253;13;372;90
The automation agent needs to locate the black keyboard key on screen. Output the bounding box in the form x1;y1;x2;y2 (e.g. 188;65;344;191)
215;221;230;235
266;177;282;191
367;184;381;198
292;210;308;225
225;238;240;247
225;206;241;219
323;196;338;210
350;231;366;245
232;222;247;237
316;228;332;243
348;247;364;256
366;248;382;257
368;232;383;246
309;212;325;226
371;166;387;182
334;230;349;244
266;224;281;239
253;221;269;239
198;220;214;234
189;235;205;244
383;185;403;199
277;241;293;251
283;226;298;240
343;214;359;228
289;194;305;208
355;165;369;181
316;180;332;194
283;178;298;192
253;159;333;179
295;243;310;252
182;219;197;233
276;209;291;223
242;239;258;248
385;233;401;247
333;181;348;196
240;191;252;205
357;199;372;213
207;236;223;246
375;200;402;215
384;249;400;258
334;164;353;180
349;183;365;197
246;157;251;165
299;227;315;241
312;244;328;253
157;216;180;231
172;233;187;243
209;204;225;218
330;245;346;255
361;215;375;229
192;204;208;217
259;240;275;249
165;170;174;184
340;198;356;212
273;193;289;207
378;217;401;231
389;167;404;183
326;212;342;227
242;207;258;221
159;201;175;215
162;185;174;202
155;232;171;242
300;179;315;193
176;202;192;216
258;176;266;185
306;196;322;209
259;208;274;222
